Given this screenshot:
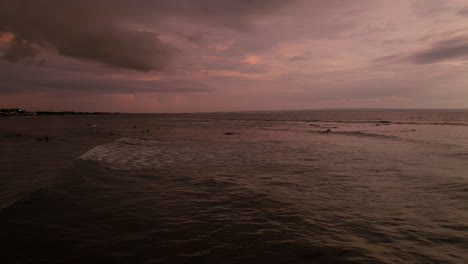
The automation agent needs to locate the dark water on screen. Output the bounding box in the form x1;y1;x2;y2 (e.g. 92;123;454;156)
1;111;467;263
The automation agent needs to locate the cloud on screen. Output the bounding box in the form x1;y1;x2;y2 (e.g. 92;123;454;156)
458;7;468;17
1;76;214;94
185;33;205;44
373;54;405;65
0;60;213;94
0;0;293;71
3;39;39;62
242;55;261;64
56;28;177;72
408;35;468;64
289;55;309;62
411;0;451;17
373;29;468;66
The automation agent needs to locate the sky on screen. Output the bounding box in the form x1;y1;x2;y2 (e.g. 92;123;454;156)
0;0;467;113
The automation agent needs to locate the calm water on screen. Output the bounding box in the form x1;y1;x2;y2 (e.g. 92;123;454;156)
1;111;467;263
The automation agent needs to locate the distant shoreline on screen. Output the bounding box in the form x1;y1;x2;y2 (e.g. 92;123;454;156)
0;109;120;117
34;111;120;116
2;108;468;116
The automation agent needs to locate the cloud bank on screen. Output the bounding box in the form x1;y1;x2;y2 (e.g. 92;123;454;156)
0;0;292;71
409;35;468;64
1;0;468;112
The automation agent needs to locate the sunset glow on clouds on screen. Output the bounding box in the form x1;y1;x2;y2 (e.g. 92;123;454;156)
0;0;467;112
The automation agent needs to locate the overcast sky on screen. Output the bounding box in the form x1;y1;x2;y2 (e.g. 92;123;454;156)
1;0;467;112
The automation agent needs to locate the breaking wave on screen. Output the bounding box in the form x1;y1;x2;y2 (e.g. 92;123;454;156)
78;137;215;170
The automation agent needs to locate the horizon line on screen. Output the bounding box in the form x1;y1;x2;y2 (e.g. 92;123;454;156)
4;107;468;115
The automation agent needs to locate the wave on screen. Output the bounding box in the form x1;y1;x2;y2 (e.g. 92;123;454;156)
308;130;467;154
78;137;163;170
394;121;468;126
78;137;215;171
333;131;401;140
309;130;400;140
306;120;468;126
0;188;45;213
165;117;468;127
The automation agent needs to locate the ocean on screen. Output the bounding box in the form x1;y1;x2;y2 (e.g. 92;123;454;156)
1;110;467;263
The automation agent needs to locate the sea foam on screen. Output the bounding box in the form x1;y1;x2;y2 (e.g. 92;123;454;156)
78;137;166;170
78;137;214;170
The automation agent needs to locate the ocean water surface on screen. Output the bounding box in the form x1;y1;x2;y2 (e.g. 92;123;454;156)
1;111;467;263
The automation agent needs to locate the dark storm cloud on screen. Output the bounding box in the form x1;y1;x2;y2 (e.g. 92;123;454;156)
408;35;468;64
0;76;213;94
3;39;39;62
0;0;293;71
0;60;213;94
55;28;176;72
